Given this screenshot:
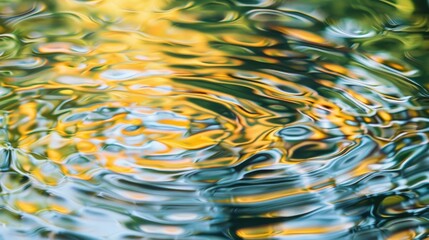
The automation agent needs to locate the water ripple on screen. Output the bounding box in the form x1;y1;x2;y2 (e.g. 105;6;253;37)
0;0;428;239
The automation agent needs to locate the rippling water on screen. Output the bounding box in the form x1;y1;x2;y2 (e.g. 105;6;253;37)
1;0;429;239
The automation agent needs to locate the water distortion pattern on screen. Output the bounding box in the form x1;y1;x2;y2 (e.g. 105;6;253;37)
0;0;429;239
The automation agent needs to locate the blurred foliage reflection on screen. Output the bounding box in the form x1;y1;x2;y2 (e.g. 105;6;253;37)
0;0;429;239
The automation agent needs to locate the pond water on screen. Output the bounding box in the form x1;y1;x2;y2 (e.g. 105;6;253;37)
1;0;429;239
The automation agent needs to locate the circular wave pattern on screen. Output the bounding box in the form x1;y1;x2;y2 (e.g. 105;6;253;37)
0;0;429;239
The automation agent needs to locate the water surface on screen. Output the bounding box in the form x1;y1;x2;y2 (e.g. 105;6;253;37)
1;0;429;239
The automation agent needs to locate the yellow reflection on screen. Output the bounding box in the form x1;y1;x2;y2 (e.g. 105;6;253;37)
15;200;39;214
387;230;416;240
272;26;328;44
237;224;352;239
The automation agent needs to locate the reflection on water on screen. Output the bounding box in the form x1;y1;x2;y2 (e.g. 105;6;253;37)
1;0;429;239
